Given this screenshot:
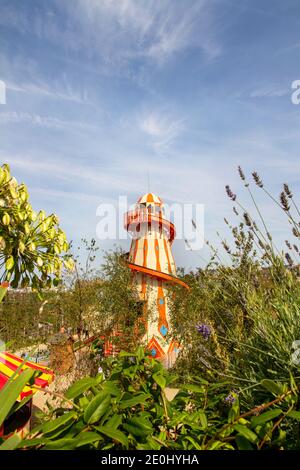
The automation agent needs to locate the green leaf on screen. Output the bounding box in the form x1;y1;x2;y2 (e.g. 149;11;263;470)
73;432;103;448
65;377;95;399
228;400;240;423
79;397;89;408
182;384;205;393
0;368;35;427
183;435;201;449
84;391;111;424
251;409;282;428
17;437;47;449
260;379;282;396
0;433;21;450
192;377;209;385
144;436;162;450
7;394;32;419
287;410;300;420
119;393;151;409
118;351;137;358
43;438;77;450
235;435;253;450
104;415;122;430
198;410;207;429
153;373;166;389
101;381;121;397
207;440;226;450
123;416;153;437
234;424;258;444
5;256;14;271
42;411;77;435
96;426;128;447
136;347;145;362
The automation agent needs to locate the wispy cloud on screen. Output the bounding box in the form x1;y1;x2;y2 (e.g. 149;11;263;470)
71;0;222;65
30;186;108;203
7;80;89;105
249;87;290;98
139;110;186;152
0;0;222;72
0;111;98;132
233;84;291;99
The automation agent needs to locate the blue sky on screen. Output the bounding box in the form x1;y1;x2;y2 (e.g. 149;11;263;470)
0;0;299;270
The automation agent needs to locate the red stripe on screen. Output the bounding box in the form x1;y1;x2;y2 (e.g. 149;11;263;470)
0;369;33;399
20;391;33;400
0;356;52;387
0;373;8;389
4;352;53;375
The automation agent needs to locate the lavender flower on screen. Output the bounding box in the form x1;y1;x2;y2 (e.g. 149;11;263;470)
283;183;293;199
280;191;290;212
238;166;245;181
195;323;211;340
224;389;238;405
252;171;263;188
225;185;237;201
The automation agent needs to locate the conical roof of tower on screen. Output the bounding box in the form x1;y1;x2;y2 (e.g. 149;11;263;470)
137;193;163;206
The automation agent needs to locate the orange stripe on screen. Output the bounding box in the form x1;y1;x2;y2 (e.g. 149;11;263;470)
143;238;148;267
157;281;167;333
154;239;161;272
163;239;172;274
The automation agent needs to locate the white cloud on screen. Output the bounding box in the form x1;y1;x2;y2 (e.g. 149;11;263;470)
0;111;98;132
30;186;112;204
77;0;222;64
7;80;89;105
139;110;185;152
249;87;289;98
0;1;222;72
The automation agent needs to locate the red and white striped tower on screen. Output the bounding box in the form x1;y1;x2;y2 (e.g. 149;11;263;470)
124;193;188;366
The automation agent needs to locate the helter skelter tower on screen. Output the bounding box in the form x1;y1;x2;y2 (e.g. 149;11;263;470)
124;193;189;366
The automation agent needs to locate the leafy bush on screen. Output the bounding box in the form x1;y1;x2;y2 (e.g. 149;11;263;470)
1;347;300;450
0;163;73;289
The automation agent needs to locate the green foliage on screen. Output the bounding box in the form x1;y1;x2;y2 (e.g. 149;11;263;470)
0;241;143;350
96;248;145;349
0;369;35;428
0;163;73;289
1;348;300;450
169;169;300;406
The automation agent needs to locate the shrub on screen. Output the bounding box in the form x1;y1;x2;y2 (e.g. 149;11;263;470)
2;347;300;450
